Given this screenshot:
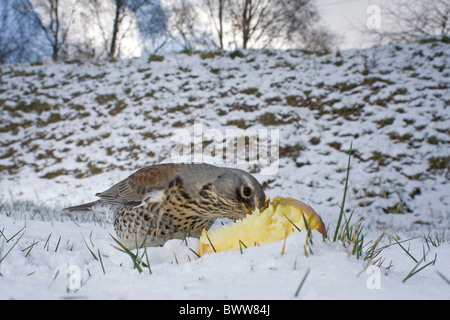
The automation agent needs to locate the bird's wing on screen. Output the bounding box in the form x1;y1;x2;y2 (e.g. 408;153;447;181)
95;165;177;206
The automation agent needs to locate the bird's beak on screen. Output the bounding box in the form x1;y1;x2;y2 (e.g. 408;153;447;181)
243;203;254;215
262;197;270;211
243;197;270;215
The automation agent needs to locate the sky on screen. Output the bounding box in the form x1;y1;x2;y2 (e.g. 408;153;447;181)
317;0;388;49
0;0;402;62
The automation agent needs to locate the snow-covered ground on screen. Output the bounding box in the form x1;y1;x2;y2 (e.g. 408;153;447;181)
1;215;449;300
0;39;449;299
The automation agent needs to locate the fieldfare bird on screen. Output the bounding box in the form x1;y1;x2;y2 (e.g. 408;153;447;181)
64;163;266;248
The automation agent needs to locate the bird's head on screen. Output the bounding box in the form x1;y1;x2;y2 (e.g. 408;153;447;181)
212;168;267;220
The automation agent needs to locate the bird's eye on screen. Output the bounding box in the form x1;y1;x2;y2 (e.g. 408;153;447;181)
242;186;252;197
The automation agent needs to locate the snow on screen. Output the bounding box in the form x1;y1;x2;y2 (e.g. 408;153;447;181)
0;39;449;299
1;215;449;300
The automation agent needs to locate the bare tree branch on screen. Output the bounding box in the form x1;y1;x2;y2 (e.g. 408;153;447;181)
14;0;72;61
203;0;225;49
226;0;333;50
367;0;450;45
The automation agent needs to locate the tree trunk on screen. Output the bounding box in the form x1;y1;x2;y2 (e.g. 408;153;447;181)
109;0;122;59
218;0;224;49
51;0;60;61
52;43;59;61
242;0;252;49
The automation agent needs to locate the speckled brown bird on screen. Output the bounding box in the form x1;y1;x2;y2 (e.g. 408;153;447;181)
64;163;266;248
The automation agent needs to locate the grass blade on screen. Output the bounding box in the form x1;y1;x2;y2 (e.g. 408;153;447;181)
301;211;313;245
393;236;418;263
204;231;216;253
97;249;106;274
54;236;61;252
436;271;450;286
239;240;247;254
144;248;152;274
44;233;52;251
333;142;352;242
280;223;289;255
110;233;143;273
189;248;201;258
22;240;40;257
284;215;302;232
294;268;311;298
364;228;386;261
4;226;26;242
0;229;26;264
81;234;98;261
402;253;437;283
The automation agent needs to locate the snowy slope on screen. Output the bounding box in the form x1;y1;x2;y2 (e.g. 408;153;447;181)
0;39;449;299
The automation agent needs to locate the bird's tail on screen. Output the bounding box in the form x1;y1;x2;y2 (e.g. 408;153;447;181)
63;201;98;213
